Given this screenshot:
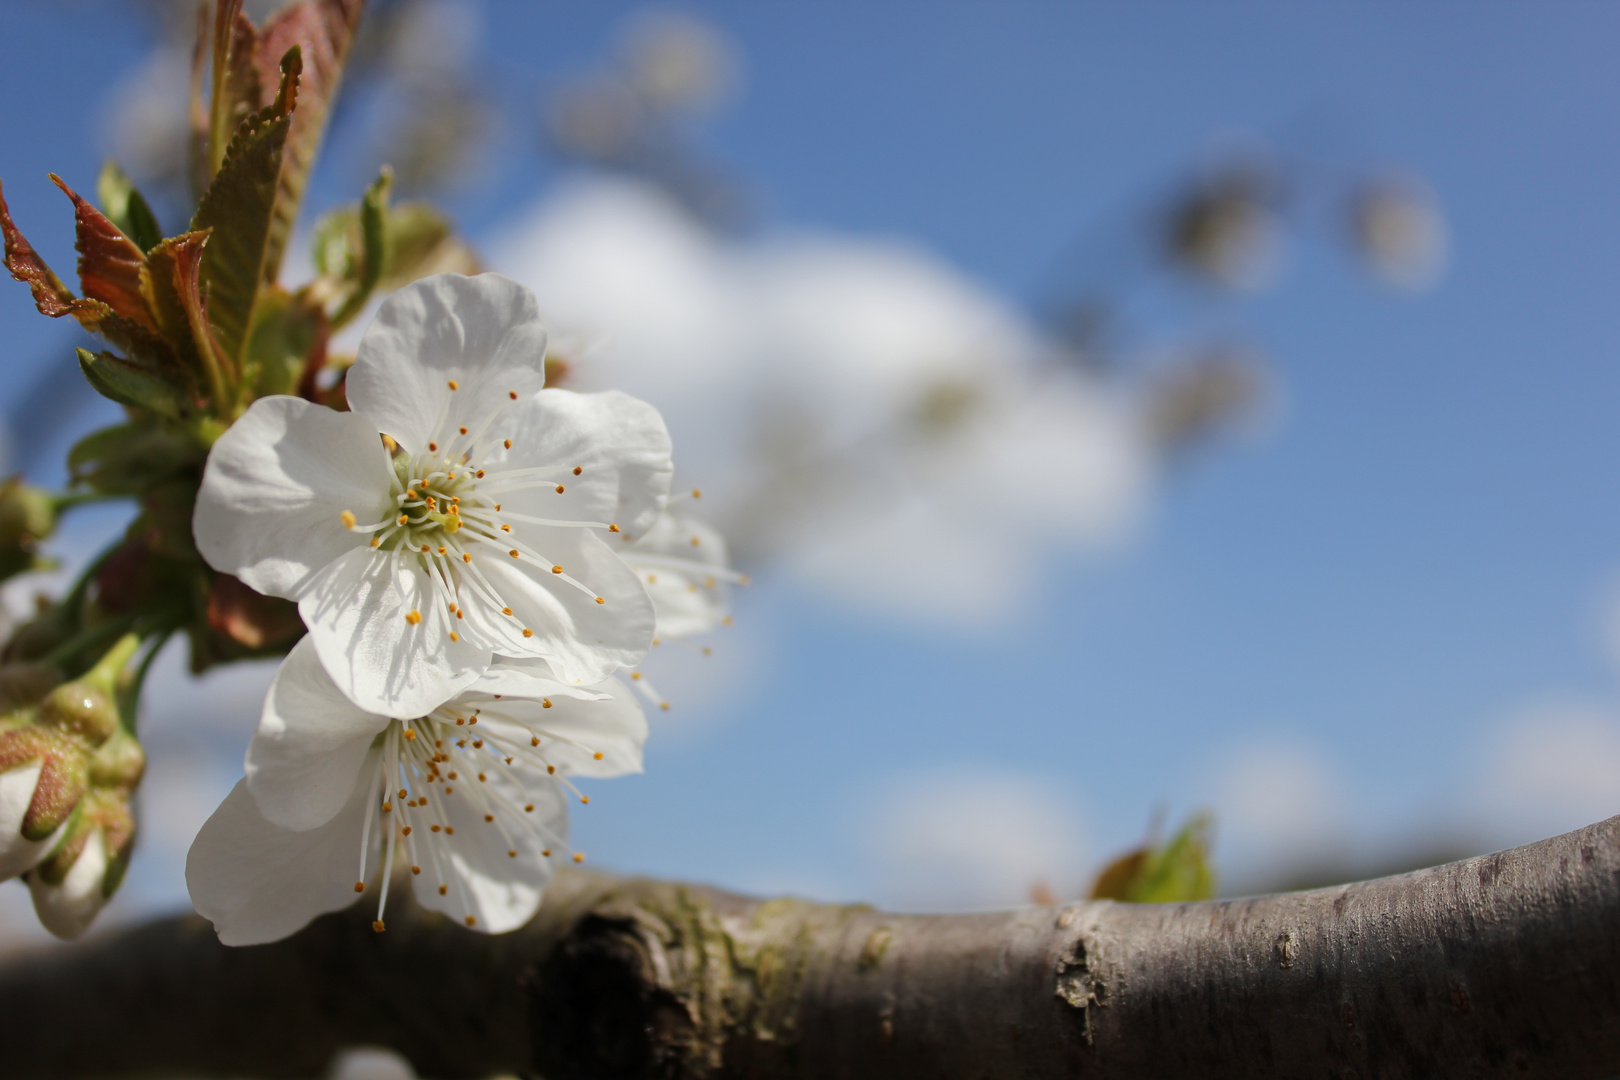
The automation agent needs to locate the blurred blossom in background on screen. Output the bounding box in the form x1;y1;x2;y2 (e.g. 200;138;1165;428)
2;0;1620;946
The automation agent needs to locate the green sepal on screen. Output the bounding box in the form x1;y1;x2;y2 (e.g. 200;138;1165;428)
77;348;192;420
95;161;163;254
89;728;145;792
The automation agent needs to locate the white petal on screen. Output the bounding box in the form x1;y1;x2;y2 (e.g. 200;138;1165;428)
470;655;609;700
28;828;108;940
0;761;62;880
187;774;379;947
457;528;654;684
488;389;671;539
409;768;565;933
347;273;548;455
299;547;491;718
194;396;396;599
625;512;734;640
246;637;389;832
482;677;646;779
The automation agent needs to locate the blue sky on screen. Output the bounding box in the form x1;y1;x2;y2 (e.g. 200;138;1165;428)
2;2;1619;916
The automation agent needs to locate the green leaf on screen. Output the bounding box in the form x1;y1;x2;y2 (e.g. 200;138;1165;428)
327;167;391;329
244;286;326;398
380;202;480;289
77;348;190;420
190;47;300;377
68;421;202;497
1088;811;1217;903
95;162;163;254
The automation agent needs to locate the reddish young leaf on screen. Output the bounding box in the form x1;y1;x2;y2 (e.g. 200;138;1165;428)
48;174;159;336
206;573;304;650
1;177;80;318
168;230;230;409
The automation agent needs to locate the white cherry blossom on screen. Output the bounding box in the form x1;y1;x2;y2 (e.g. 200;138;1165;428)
615;501;745;710
193;273;673;716
186;637;646;945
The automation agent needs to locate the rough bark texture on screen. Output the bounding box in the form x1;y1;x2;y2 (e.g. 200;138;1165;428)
2;814;1619;1079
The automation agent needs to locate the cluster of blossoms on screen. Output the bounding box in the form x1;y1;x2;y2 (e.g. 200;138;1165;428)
179;272;739;943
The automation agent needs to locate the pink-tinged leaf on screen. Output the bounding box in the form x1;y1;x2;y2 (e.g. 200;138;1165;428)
48;174;159;336
169;229;231;410
1;177;80;318
251;0;363;287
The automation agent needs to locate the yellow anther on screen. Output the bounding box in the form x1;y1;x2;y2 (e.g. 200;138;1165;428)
411;865;421;875
593;751;604;760
465;915;476;926
431;825;442;833
508;850;517;858
382;434;398;453
526;805;535;813
692;488;702;498
484;813;494;823
647;574;658;585
476;470;485;478
595;596;605;605
509;549;520;558
580;795;589;805
723;616;734;626
660;702;670;711
547;765;556;775
503;439;512;449
609;523;620;533
405;610;423;625
382;802;392;812
501;524;511;532
354;881;366;893
406;489;418;499
477;772;486;781
438;885;448;895
438;546;448;555
370;537;381;548
448;771;458;780
447;380;459;390
473;741;483;750
555;484;566;494
573;853;586;863
522;628;534;638
630;672;641;681
551;565;563;574
463;553;472;563
449;631;460;642
402;825;413;835
428;442;439;452
459;426;468;435
421;545;431;553
399;789;408;799
373;920;386;933
494;503;502;511
403;729;417;741
502;606;513;616
573;465;582;475
397;515;409;526
691;536;701;547
542;848;551;856
445;826;455;835
541;699;551;709
341;509;357;529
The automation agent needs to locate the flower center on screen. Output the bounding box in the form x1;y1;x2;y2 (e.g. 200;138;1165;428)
339;385;624;644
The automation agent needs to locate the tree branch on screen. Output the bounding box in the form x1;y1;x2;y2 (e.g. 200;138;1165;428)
3;815;1619;1079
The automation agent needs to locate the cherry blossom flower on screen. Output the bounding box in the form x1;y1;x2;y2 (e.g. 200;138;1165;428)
186;637;645;945
616;502;745;710
193;273;673;716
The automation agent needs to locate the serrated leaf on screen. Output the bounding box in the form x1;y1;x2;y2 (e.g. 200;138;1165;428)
140;232;209;370
1;180;167;362
251;0;364;286
96;162;163;254
168;228;231;411
50;174;158;336
190;48;300;376
206;0;261;181
77;348;190;420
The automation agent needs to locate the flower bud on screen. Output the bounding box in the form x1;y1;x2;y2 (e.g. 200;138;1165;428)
28;787;134;940
0;725;89;879
0;478;56;582
33;634;138;746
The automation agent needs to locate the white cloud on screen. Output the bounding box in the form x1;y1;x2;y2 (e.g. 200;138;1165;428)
1474;701;1620;848
490;178;1153;627
859;765;1087;912
1212;740;1351;879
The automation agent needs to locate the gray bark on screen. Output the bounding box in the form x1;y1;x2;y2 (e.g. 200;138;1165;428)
1;814;1617;1079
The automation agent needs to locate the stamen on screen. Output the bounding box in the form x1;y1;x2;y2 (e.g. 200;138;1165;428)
447;380;459;390
572;466;582;475
405;610;422;625
341;510;357;529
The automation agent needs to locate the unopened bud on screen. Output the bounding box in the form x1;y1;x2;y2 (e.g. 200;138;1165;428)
0;726;89;879
35;634;138;746
89;729;145;792
28;787;134;940
0;479;55;582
